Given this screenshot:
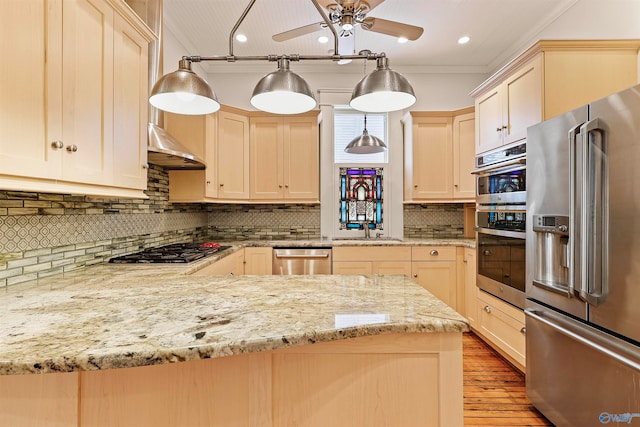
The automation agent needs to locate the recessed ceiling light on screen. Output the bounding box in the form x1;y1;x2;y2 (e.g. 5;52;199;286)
398;37;409;44
458;36;470;45
318;35;329;44
236;34;248;43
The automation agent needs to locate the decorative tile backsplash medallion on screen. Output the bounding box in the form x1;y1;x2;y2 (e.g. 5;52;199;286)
404;203;465;238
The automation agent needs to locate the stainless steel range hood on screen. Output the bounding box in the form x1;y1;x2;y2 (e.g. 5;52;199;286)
133;0;206;170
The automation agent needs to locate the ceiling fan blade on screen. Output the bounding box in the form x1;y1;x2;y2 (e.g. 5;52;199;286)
272;22;324;42
358;0;385;12
362;17;423;40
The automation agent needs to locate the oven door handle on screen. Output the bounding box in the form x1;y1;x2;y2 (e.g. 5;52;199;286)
471;157;526;175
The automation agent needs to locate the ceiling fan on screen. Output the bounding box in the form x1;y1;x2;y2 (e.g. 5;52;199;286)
272;0;424;43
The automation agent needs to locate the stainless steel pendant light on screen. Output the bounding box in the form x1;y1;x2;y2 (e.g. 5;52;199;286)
350;56;416;113
345;114;387;154
149;59;220;115
250;58;317;114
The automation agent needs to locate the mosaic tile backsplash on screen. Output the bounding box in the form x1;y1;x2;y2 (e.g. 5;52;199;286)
0;164;465;287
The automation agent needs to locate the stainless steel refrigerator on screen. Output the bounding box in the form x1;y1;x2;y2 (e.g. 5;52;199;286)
526;84;640;427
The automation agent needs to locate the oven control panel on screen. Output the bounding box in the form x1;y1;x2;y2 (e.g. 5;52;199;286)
533;215;569;234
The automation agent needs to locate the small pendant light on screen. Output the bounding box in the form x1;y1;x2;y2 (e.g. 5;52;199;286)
344;114;387;154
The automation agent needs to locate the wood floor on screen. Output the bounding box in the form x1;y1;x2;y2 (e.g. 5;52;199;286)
463;332;553;426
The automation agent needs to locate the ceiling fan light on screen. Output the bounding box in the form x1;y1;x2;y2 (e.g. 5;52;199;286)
250;58;316;114
350;57;416;113
149;59;220;115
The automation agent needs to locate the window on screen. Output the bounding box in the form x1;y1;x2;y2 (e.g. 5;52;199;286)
339;167;384;231
334;108;387;164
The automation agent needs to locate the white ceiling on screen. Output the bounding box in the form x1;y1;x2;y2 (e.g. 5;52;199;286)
163;0;579;74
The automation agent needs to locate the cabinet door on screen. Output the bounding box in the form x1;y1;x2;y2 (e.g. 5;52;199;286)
475;87;503;154
502;55;542;145
452;112;475;200
332;262;372;275
411;117;453;199
372;261;411;276
112;13;148;189
411;261;457;309
283;116;319;200
0;1;62;179
463;248;477;328
244;247;273;275
192;250;245;276
218;111;249;199
61;0;114;185
250;117;284;199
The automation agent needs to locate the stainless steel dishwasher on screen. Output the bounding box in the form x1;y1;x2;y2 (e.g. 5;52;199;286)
272;248;332;275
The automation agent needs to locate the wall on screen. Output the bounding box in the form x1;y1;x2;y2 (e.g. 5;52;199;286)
0;166;208;288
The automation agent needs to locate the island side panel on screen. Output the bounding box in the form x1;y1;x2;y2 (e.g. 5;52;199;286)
72;332;462;426
0;372;79;427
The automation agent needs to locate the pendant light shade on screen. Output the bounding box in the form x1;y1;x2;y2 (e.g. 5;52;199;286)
150;59;220;115
345;114;387;154
250;58;317;114
350;57;416;113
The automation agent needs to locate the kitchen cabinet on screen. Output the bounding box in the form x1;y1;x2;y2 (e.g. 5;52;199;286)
462;247;477;328
404;108;475;202
476;289;526;371
411;246;458;310
166;112;218;201
244;247;273;275
218;110;250;199
0;0;154;197
192;249;245;276
472;40;640;154
332;246;412;276
249;114;319;202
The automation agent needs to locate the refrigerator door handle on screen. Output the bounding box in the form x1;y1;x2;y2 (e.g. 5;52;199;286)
578;118;609;306
568;123;584;300
525;309;640;372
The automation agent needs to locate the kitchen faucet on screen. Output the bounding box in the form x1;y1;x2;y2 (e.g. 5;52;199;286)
364;222;371;239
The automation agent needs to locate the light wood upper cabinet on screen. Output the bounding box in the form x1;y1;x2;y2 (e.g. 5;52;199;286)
472;40;640;155
0;0;154;197
218;110;250;199
404;108;475;202
250;114;319;202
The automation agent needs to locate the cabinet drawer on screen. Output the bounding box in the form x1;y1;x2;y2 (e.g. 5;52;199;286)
332;246;411;262
476;290;526;368
411;246;457;261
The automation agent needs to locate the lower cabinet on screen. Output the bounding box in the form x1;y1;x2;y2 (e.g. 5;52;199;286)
332;247;412;276
244;247;273;275
411;247;458;311
475;289;526;371
192;249;245;276
463;247;477;329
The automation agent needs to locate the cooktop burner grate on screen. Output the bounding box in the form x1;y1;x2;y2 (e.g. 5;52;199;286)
108;243;230;264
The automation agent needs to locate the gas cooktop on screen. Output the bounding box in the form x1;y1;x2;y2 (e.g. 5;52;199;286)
108;243;230;264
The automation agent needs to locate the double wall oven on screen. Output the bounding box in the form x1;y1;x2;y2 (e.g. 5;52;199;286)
473;142;526;309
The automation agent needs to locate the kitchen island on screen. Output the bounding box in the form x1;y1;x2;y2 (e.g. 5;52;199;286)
0;263;468;426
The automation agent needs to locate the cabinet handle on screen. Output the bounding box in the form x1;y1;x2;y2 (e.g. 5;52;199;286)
51;140;64;149
413;274;418;278
285;184;289;188
496;127;502;132
502;125;508;130
430;249;439;256
279;185;282;188
484;305;492;313
520;327;526;335
414;184;418;188
66;144;78;153
220;183;224;187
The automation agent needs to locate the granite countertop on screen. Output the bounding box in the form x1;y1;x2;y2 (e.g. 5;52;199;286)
0;260;468;375
237;238;476;248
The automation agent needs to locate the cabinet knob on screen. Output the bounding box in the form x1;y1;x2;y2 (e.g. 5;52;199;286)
51;140;64;149
279;185;283;188
483;250;492;256
413;274;418;278
496;127;502;132
484;305;492;313
285;184;289;188
66;144;78;153
414;184;418;188
142;163;149;169
520;327;526;335
502;125;508;130
219;183;224;187
430;249;439;256
206;181;211;184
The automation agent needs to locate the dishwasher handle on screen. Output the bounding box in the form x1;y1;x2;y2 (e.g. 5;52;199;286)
274;253;330;259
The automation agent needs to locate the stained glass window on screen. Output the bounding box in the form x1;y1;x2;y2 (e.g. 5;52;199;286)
339;167;383;230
